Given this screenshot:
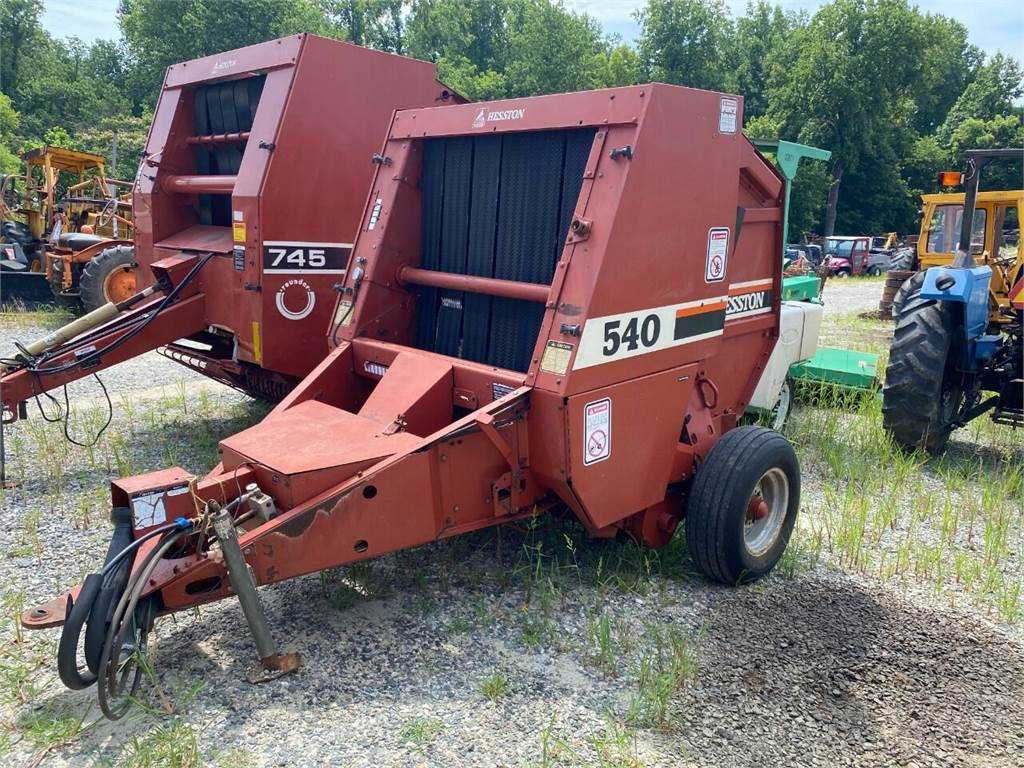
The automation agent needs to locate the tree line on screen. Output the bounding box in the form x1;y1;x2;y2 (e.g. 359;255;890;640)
1;0;1021;239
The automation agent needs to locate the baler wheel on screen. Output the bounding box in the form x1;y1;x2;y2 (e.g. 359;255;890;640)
881;281;961;454
80;245;137;312
684;426;800;584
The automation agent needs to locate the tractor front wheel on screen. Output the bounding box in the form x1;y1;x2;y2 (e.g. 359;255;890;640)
79;245;137;312
882;282;962;454
684;426;800;584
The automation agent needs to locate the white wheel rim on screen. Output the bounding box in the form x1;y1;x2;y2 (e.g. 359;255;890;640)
743;468;789;557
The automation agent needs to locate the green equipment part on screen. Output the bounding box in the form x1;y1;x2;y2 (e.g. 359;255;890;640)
790;347;879;391
781;274;820;302
752;139;831;247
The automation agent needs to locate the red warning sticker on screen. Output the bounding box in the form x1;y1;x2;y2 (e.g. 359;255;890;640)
705;227;729;283
583;398;611;466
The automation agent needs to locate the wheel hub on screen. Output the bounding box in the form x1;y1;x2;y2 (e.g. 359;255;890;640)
103;265;137;304
743;468;789;557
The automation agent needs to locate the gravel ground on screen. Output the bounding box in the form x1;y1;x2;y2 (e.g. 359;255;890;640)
818;275;886;318
1;301;1021;767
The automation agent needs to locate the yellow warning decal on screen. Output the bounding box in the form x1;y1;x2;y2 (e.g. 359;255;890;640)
540;341;573;375
232;221;246;243
252;321;262;364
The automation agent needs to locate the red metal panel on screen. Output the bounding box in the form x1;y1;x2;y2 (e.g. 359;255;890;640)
163;35;303;88
566;364;698;530
358;352;453;436
256;37;455;380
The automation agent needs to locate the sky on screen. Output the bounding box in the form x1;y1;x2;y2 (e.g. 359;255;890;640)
41;0;1024;65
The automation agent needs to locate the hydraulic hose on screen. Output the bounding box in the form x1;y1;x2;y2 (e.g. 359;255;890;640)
56;574;103;690
23;251;216;376
97;529;188;720
55;513;193;691
83;507;134;674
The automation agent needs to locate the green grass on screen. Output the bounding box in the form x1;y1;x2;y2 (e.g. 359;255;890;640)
479;670;511;701
0;300;74;328
625;624;698;730
787;362;1024;622
398;715;444;747
114;720;201;768
535;714;647;768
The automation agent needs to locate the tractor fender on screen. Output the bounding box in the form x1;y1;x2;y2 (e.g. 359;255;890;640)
921;265;992;341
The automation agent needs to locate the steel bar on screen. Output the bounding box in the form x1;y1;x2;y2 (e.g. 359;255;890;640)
397;266;551;303
162;174;237;194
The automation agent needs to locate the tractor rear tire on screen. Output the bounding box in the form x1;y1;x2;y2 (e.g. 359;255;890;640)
79;245;137;313
891;270;925;319
882;282;962;454
684;426;800;584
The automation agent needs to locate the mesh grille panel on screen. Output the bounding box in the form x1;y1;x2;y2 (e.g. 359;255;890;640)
192;75;265;226
417;128;594;372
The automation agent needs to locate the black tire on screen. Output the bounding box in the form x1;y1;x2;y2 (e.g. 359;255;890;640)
889;247;915;271
684;426;801;584
835;268;851;278
882;282;962;454
891;270;925;319
79;244;136;312
867;265;882;277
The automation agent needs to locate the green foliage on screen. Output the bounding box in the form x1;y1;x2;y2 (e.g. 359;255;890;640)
0;91;19;172
2;0;1020;237
119;0;328;102
635;0;734;91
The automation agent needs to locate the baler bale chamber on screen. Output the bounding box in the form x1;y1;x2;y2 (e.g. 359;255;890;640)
24;84;801;719
1;34;455;420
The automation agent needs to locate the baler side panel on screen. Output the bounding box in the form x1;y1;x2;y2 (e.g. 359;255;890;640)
259;37;456;380
542;87;745;395
566;364;698;530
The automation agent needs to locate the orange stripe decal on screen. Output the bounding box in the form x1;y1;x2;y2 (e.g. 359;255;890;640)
676;300;726;318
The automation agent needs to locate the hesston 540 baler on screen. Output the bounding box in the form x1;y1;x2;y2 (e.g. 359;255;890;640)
22;84;801;720
1;34;455;422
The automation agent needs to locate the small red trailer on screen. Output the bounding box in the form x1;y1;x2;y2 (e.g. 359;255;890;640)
23;84;800;719
1;34;455;417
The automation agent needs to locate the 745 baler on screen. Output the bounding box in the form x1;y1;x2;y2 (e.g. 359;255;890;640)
21;84;802;719
1;35;455;427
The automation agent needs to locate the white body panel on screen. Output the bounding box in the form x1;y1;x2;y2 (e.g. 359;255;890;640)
749;300;823;409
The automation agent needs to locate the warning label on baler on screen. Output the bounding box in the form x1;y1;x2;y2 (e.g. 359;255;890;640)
719;98;738;134
583;398;611;466
540;341;573;375
705;227;729;283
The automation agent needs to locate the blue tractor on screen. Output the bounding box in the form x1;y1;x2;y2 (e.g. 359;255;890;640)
883;148;1024;453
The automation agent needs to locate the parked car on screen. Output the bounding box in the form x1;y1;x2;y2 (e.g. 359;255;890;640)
825;236;888;276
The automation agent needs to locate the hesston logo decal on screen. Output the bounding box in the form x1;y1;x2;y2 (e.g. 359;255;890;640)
472;106;526;128
726;279;774;319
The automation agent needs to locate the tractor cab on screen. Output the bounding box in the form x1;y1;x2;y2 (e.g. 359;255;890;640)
918;189;1022;313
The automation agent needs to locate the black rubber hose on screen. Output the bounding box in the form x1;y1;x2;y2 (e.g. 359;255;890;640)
98;530;185;720
84;507;134;674
56;573;102;690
